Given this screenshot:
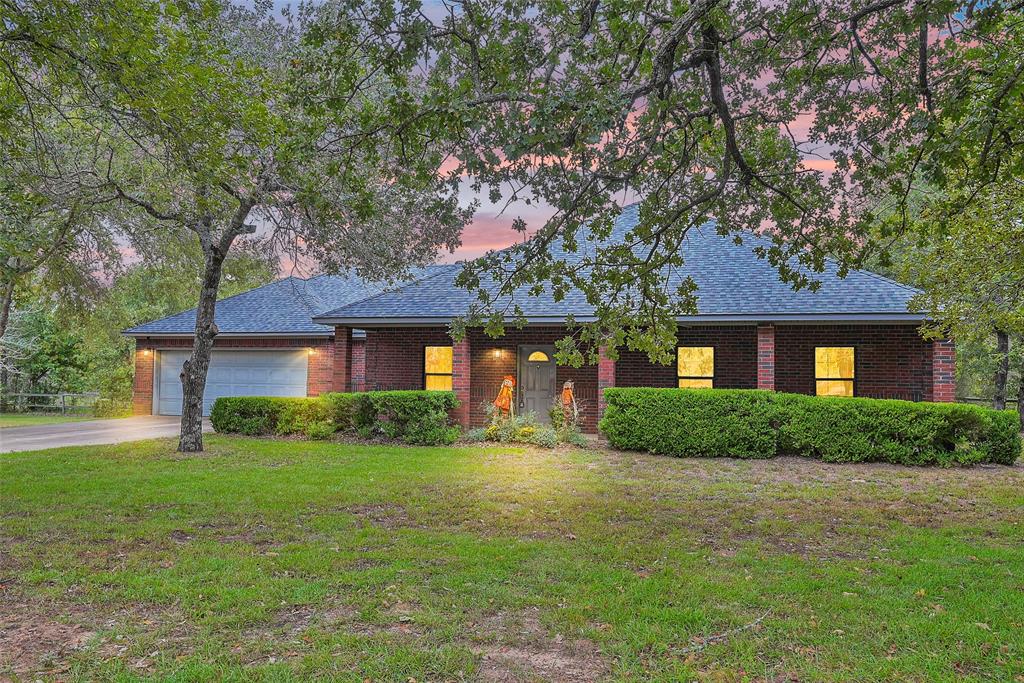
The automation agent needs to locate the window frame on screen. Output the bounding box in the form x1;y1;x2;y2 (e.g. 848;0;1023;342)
423;345;454;391
814;346;856;397
676;346;715;389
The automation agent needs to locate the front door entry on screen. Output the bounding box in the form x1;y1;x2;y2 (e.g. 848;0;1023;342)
518;345;557;422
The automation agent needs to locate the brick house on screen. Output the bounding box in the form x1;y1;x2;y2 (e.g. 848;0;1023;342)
127;205;954;430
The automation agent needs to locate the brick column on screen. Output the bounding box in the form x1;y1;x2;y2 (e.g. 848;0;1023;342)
756;324;775;391
333;326;352;393
932;339;956;402
132;344;154;415
451;335;472;428
351;340;366;392
597;346;616;420
306;340;334;396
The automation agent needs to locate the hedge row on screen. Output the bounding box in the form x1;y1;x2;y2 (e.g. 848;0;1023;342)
599;388;1020;466
210;390;460;445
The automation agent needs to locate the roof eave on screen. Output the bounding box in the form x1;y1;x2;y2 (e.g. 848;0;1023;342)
314;312;927;327
121;330;340;339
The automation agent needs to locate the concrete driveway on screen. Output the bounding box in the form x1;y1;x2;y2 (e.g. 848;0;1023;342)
0;416;212;454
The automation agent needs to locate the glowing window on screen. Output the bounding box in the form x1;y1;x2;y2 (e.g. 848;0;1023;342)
527;351;550;362
815;347;854;397
677;347;714;389
424;346;453;391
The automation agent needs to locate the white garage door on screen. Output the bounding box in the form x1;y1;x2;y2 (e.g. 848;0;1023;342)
156;350;309;416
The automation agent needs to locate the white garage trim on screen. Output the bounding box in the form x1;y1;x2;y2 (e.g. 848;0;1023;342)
154;349;309;416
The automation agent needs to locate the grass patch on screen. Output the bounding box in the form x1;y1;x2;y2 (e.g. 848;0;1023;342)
2;437;1023;681
0;413;97;429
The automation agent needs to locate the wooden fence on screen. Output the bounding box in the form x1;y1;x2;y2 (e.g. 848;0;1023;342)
0;392;99;415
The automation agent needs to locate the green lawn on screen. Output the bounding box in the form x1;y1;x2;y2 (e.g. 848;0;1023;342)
0;413;96;429
2;437;1023;682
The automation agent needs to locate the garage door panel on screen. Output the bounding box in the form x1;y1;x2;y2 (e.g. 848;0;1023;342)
157;350;309;416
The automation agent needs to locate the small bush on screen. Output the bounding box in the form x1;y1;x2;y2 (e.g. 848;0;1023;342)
360;390;460;445
600;388;1020;467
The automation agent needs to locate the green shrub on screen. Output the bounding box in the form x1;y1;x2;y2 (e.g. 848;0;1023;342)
210;396;307;435
599;388;1020;467
321;392;362;433
212;391;461;446
276;397;335;436
303;420;336;440
359;391;460;445
599;388;780;459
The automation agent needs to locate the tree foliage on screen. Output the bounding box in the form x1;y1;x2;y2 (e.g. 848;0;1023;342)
2;0;471;449
396;0;1024;364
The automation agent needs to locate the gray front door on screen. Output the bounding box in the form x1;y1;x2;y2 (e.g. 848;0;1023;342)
518;345;557;422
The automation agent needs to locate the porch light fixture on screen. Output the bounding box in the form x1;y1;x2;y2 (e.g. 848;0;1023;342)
141;349;151;357
308;347;317;356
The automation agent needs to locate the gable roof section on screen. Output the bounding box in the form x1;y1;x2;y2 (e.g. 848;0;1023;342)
124;268;447;337
314;204;921;325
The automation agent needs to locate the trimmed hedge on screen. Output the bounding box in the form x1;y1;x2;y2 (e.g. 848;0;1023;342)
599;388;1020;466
209;396;306;436
210;390;460;445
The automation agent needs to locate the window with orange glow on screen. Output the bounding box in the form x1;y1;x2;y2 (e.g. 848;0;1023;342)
677;347;714;388
424;346;453;391
527;350;550;362
815;347;854;397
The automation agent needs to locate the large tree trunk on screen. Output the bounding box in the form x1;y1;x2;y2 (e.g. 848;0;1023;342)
0;280;14;342
0;280;14;413
994;330;1010;411
1017;360;1024;431
177;246;227;452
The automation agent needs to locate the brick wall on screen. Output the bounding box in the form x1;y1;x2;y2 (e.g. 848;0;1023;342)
774;324;934;400
609;324;942;402
617;325;759;389
131;336;344;414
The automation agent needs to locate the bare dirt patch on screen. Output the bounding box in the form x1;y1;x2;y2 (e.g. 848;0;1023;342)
345;503;418;530
0;598;95;678
0;595;190;679
469;607;609;683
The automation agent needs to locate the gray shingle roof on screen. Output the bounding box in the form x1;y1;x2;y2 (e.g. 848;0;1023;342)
314;204;921;324
124;268;447;337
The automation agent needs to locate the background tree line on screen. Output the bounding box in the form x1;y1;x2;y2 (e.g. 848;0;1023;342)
2;0;1022;449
